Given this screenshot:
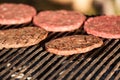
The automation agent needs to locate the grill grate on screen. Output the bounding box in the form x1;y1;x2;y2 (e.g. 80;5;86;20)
0;23;120;80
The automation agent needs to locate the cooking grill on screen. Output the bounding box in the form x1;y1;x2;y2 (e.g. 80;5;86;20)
0;22;120;80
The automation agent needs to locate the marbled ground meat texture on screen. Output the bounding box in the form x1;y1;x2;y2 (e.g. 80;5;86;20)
33;10;86;32
0;3;36;25
45;35;103;56
0;27;48;49
84;16;120;38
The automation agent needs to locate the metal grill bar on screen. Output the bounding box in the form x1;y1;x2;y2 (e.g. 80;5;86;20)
57;39;118;80
21;51;53;80
114;72;120;80
0;48;26;74
0;49;22;70
105;58;120;80
76;40;120;80
0;23;120;80
59;39;112;80
57;60;79;80
78;41;118;79
4;46;43;79
18;33;75;79
0;46;39;77
40;57;67;80
0;49;10;56
32;56;63;79
31;29;85;80
0;49;17;62
95;53;120;79
48;57;79;79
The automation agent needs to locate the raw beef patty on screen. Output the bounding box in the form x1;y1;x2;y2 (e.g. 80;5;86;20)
0;3;36;25
33;10;86;32
45;35;103;56
84;16;120;38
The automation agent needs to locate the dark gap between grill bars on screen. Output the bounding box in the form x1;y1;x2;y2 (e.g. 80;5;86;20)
0;20;120;80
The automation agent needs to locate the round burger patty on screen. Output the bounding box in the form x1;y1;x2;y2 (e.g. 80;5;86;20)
0;27;48;49
45;35;103;56
0;3;36;25
84;16;120;38
33;10;86;32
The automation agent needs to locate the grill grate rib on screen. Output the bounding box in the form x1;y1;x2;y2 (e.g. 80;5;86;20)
105;56;120;80
1;45;39;78
3;46;43;79
114;72;120;80
63;39;114;80
0;23;120;80
77;40;120;80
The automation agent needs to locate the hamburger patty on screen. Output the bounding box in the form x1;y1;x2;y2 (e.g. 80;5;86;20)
33;10;86;32
84;16;120;38
45;35;103;56
0;27;48;49
0;3;36;25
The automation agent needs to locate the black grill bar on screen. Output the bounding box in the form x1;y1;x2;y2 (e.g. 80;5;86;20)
0;45;39;78
48;39;111;77
20;52;53;80
77;46;119;80
3;46;43;80
39;57;67;80
105;57;120;80
115;72;120;80
24;54;60;79
76;40;120;80
0;49;20;69
53;39;119;80
47;55;82;80
0;24;120;80
0;49;10;56
0;49;16;62
95;48;119;79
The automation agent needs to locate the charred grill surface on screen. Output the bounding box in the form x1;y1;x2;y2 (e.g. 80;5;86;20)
0;23;120;80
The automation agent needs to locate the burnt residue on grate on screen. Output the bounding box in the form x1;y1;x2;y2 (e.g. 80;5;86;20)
0;23;120;80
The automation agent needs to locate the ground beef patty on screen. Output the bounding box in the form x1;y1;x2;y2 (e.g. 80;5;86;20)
84;16;120;38
45;35;103;56
33;10;86;32
0;27;48;49
0;3;36;25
